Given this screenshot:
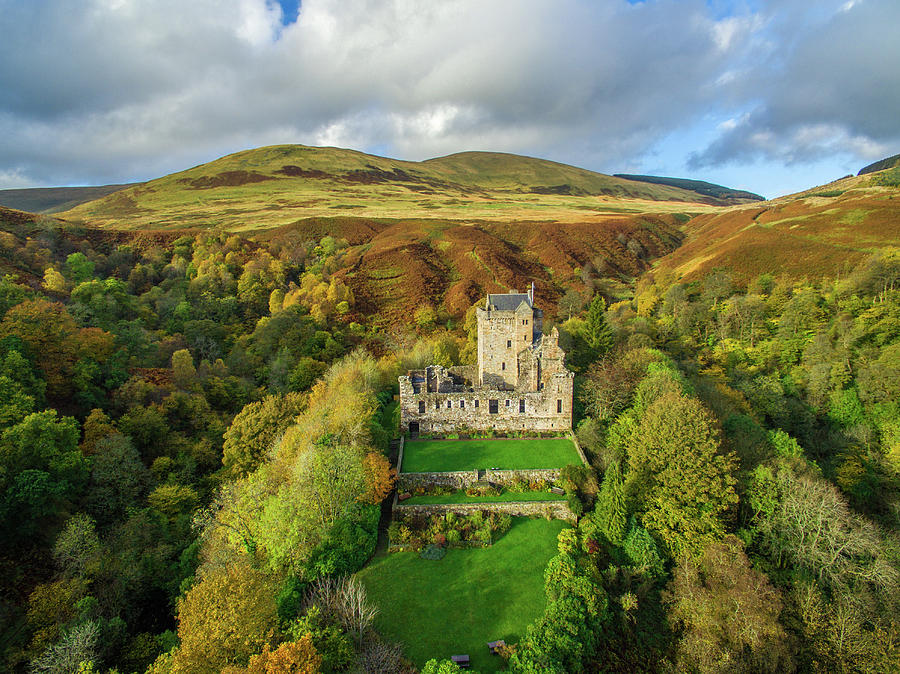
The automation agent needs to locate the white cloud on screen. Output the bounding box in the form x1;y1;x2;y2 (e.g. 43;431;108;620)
0;0;896;190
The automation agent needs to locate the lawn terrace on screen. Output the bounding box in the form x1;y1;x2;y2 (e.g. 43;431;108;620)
400;437;582;473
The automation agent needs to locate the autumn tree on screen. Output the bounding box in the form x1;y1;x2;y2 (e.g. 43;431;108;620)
360;452;396;505
169;561;278;674
626;392;737;560
222;392;307;476
664;536;794;673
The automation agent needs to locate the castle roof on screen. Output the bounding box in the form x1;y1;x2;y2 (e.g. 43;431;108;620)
486;293;532;312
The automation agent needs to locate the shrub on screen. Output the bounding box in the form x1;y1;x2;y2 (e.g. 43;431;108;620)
419;544;446;561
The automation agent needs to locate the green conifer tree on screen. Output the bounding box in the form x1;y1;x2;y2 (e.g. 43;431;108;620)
585;295;613;358
597;460;627;545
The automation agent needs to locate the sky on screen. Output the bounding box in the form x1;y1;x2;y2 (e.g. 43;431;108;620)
0;0;897;199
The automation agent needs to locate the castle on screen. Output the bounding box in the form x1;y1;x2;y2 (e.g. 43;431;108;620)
399;287;574;435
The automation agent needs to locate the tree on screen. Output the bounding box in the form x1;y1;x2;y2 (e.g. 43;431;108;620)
65;252;95;284
584;295;613;357
30;620;100;674
595;461;627;545
222;393;307;476
241;636;321;674
559;289;586;320
171;348;197;389
304;575;378;648
170;561;278;674
359;452;396;505
86;433;149;525
626;392;737;560
53;513;101;578
664;536;794;673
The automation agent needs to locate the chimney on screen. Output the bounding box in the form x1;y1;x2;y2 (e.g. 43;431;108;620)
529;282;534;304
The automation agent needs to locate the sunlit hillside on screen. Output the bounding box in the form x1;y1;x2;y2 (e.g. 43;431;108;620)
58;145;748;231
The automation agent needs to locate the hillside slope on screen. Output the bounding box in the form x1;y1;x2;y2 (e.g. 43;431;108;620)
58;145;754;231
613;174;764;203
0;183;137;214
653;171;900;283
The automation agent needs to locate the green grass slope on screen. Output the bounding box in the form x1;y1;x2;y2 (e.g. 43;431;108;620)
358;518;567;673
58;145;740;231
0;184;137;214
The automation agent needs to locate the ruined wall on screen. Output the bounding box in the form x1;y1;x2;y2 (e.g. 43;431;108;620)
398;371;574;434
398;467;563;491
393;500;575;523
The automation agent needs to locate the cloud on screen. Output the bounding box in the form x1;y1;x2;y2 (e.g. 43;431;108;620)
0;0;895;190
690;0;900;169
0;0;762;187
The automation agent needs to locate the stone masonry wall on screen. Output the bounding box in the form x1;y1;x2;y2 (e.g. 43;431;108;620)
399;372;573;433
393;500;575;523
398;467;562;491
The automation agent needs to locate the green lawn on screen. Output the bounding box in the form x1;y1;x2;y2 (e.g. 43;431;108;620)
357;518;566;672
401;438;581;473
402;490;563;505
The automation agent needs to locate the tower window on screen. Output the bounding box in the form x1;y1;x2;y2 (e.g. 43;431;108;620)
507;340;511;348
557;399;562;413
506;399;510;407
474;399;479;408
519;399;525;413
501;362;506;371
460;400;465;409
447;400;452;409
418;401;425;413
435;401;441;410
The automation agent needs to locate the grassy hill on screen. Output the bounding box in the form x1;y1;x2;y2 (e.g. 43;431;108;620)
652;171;900;283
58;145;754;231
858;153;900;175
0;183;137;214
613;174;764;203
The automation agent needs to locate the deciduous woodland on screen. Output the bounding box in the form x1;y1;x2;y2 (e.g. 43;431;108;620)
0;165;899;672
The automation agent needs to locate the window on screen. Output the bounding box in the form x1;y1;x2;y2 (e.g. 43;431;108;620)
507;339;511;348
489;399;498;414
557;399;562;413
474;399;479;408
519;399;525;413
460;400;465;409
524;335;527;341
435;401;441;410
501;362;506;371
505;399;510;407
418;401;425;413
447;400;452;409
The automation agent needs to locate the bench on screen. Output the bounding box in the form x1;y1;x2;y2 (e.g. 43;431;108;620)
487;639;507;654
451;654;470;668
550;486;565;495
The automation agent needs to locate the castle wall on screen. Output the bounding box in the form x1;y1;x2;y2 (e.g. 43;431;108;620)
399;372;573;434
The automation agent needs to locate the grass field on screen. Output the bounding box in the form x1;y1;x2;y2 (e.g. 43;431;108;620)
357;517;567;672
402;489;564;505
401;437;582;473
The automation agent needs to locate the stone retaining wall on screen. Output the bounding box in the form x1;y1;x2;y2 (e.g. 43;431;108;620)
398;468;561;491
393;499;575;523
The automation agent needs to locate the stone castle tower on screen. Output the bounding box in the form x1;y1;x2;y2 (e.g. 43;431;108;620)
399;286;574;434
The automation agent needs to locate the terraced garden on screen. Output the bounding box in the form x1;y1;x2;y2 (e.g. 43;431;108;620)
357;517;567;672
401;437;582;473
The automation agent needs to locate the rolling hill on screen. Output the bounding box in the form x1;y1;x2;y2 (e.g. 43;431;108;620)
0;183;137;214
652;168;900;283
613;174;764;203
57;145;756;231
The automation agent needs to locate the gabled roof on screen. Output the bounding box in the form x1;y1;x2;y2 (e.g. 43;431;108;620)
487;293;532;311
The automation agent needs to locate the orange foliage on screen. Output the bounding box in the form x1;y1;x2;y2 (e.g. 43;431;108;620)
244;637;322;674
359;452;396;504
